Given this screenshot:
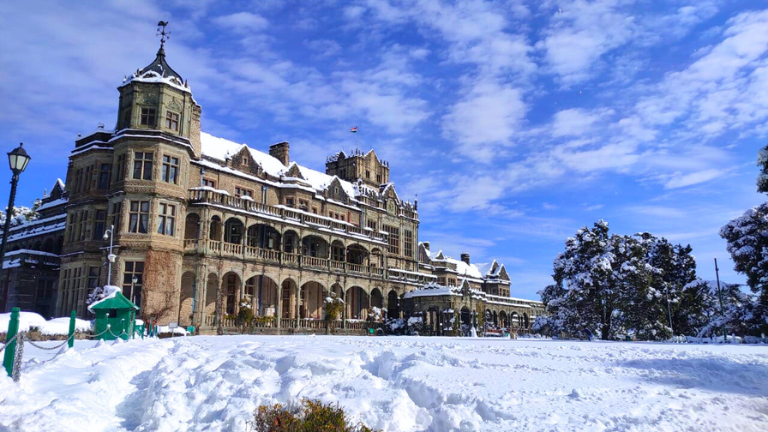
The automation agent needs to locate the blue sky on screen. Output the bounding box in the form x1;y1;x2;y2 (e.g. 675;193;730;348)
1;0;766;299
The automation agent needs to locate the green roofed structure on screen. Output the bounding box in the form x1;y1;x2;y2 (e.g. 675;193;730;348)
88;286;139;340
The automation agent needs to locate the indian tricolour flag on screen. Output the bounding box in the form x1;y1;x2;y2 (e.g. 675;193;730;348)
350;126;358;133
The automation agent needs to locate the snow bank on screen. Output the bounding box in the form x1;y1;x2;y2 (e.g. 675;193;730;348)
0;311;46;333
0;312;92;335
3;337;767;431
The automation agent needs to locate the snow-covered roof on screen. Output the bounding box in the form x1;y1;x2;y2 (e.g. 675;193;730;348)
200;132;359;198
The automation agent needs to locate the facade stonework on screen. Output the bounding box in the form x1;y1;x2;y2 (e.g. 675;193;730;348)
40;43;543;333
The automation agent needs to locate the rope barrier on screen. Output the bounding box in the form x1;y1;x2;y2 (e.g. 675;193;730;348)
22;333;76;351
0;332;20;354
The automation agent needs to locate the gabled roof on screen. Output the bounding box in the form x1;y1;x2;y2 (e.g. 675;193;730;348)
88;288;139;311
200;132;359;197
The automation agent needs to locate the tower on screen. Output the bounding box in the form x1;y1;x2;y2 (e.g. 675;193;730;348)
57;22;200;320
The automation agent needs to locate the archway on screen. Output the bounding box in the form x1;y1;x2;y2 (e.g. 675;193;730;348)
492;311;498;327
222;272;241;315
281;278;297;319
205;273;218;318
245;275;279;317
209;216;222;241
301;235;329;258
179;272;195;326
300;281;324;319
387;289;399;318
523;313;529;329
499;310;508;328
346;243;369;265
330;240;345;263
283;230;299;254
510;312;520;329
346;286;369;320
224;218;244;244
461;307;472;327
371;287;383;310
246;223;281;250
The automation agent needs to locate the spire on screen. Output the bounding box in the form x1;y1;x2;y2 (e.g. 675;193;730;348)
137;21;183;83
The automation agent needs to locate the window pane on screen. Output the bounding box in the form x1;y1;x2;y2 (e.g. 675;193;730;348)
139;214;148;233
141;201;149;212
143;161;152;180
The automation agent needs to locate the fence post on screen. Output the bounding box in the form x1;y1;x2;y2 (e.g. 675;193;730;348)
68;310;76;349
3;307;20;378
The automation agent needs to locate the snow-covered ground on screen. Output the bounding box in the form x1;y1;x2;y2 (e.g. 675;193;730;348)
1;336;766;432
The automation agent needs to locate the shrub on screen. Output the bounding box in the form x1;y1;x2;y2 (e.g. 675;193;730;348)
249;399;378;432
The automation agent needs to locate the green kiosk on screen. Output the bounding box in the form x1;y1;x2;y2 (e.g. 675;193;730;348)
88;286;139;341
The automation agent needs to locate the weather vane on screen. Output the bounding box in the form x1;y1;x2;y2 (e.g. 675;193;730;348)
156;21;170;48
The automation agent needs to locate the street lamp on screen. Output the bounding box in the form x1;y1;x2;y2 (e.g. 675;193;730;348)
102;225;116;286
131;275;138;305
0;143;31;290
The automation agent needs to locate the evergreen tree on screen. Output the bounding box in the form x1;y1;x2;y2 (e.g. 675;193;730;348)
720;203;768;333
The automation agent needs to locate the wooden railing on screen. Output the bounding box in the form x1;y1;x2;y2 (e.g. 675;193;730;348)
188;188;390;242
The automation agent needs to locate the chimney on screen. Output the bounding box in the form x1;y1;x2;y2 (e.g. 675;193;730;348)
461;252;470;265
269;142;290;166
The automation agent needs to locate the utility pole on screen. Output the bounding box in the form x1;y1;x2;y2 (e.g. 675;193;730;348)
714;258;726;343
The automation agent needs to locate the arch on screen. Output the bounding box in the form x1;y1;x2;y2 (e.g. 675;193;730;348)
246;223;281;250
224;218;244;244
510;311;520;329
184;213;200;240
330;240;345;262
245;275;279;317
346;286;369;320
222;272;241;315
281;278;298;319
499;310;508;328
209;216;222;241
387;289;399;318
302;235;329;258
205;273;218;317
179;271;195;326
492;311;498;327
300;281;325;319
283;230;299;254
346;243;369;265
460;306;472;328
371;287;383;310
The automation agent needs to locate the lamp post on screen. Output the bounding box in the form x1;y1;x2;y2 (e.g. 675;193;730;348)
131;275;138;305
102;225;116;286
0;143;31;296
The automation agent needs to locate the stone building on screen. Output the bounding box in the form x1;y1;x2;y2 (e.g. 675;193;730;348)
47;38;542;333
0;179;67;316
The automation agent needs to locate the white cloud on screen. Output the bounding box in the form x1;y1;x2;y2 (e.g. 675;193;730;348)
551;108;605;137
664;169;723;189
212;12;269;33
442;81;526;163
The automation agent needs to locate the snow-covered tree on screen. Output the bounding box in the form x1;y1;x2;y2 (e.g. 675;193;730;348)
0;204;39;228
540;221;706;340
720;203;768;333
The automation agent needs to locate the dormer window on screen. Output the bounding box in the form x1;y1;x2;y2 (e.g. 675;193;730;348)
140;108;156;126
165;111;179;131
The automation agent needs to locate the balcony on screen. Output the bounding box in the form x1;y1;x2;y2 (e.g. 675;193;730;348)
189;188;388;243
185;239;388;279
